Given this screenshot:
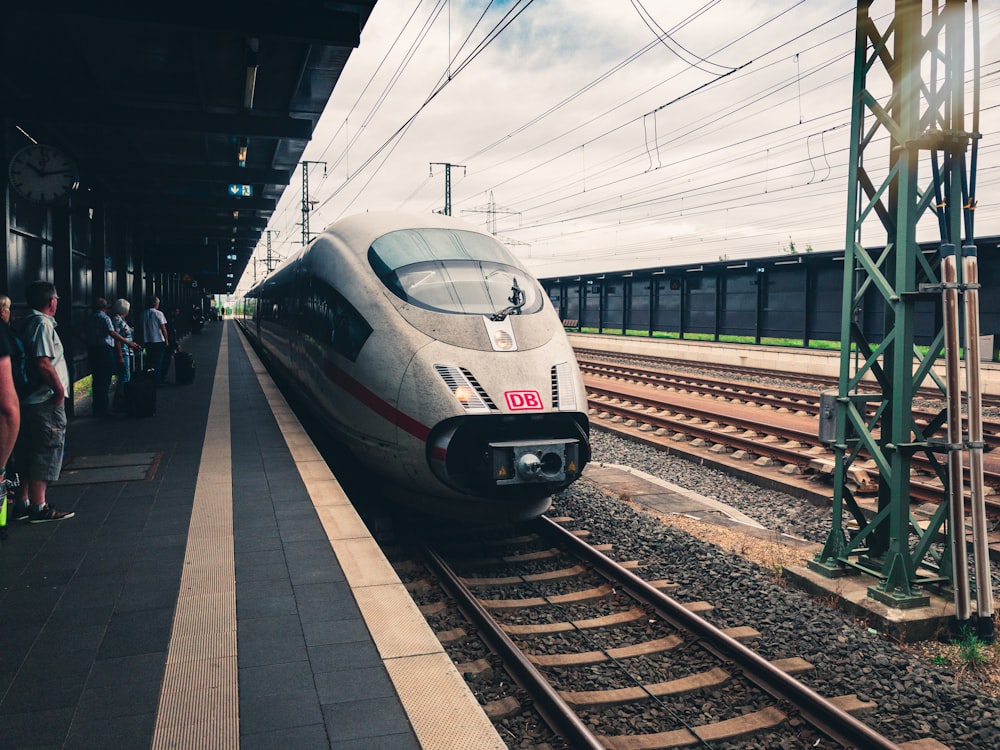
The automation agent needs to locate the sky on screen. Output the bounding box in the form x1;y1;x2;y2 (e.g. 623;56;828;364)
239;0;1000;292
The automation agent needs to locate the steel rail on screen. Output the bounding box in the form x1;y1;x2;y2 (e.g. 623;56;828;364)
590;395;973;507
580;358;1000;451
535;516;903;750
586;381;1000;512
580;361;825;408
420;544;606;750
574;347;1000;411
587;391;817;465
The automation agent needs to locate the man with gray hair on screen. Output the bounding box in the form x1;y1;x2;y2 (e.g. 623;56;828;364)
10;280;74;523
142;295;169;385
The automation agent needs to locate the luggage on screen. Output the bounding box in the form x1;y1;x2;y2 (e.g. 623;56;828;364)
174;351;195;385
126;351;157;418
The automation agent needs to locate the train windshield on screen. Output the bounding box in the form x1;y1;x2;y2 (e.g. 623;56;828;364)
368;228;545;316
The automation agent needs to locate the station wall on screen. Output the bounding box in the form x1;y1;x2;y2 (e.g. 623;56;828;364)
3;180;202;413
541;237;1000;360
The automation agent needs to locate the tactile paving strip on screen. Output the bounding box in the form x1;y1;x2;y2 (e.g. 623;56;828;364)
152;326;238;750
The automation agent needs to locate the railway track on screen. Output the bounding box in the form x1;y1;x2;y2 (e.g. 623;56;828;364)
578;359;1000;452
578;355;1000;513
574;347;1000;413
407;517;903;749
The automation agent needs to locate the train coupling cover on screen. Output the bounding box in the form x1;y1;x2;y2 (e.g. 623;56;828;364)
489;439;581;485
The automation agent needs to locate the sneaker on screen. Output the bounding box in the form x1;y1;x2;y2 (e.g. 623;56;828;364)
10;501;30;522
28;505;75;523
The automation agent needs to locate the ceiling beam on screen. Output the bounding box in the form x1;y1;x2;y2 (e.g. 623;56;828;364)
11;3;365;47
136;216;270;231
150;228;264;241
14;100;313;139
90;162;293;185
121;195;276;211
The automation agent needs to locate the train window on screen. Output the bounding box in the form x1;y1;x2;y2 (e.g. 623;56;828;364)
368;228;544;316
303;278;372;362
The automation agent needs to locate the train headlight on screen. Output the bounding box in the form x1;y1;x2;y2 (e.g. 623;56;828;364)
435;365;493;414
492;330;515;351
483;316;518;352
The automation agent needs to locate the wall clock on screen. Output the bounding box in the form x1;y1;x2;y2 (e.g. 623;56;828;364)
8;144;80;204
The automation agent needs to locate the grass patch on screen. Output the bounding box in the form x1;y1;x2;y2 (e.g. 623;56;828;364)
681;333;715;342
910;625;1000;695
73;376;91;403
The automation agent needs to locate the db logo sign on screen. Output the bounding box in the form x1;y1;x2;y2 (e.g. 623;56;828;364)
504;390;544;411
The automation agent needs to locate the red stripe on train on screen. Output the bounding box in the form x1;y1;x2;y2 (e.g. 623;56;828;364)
321;359;431;442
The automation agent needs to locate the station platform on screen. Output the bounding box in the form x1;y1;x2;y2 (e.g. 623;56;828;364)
0;320;505;750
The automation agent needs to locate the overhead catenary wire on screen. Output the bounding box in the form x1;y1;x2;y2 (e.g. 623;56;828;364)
242;2;998;290
309;0;539;218
260;2;857;257
447;6;858;217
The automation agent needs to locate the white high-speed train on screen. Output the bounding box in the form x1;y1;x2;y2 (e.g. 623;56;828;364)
239;212;590;521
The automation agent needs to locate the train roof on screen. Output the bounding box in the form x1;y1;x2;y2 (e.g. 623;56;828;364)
321;211;491;252
245;211;500;295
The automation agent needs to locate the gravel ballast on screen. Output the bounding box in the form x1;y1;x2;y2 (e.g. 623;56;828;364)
534;428;1000;749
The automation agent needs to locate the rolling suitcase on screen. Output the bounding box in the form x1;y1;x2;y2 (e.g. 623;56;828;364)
174;351;195;385
126;351;157;418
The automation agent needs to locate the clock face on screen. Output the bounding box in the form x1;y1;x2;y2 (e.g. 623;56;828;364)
8;144;80;204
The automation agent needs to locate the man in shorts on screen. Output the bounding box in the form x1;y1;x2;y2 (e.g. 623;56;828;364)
10;280;74;523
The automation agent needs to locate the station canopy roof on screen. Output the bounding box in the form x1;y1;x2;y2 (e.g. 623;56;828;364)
3;1;376;294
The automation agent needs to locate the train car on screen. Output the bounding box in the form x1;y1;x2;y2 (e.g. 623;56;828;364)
240;211;590;521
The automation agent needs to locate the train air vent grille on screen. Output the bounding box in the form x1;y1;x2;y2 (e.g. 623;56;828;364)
435;365;497;414
551;362;578;411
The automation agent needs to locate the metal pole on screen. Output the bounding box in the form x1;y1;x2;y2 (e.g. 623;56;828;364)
429;162;466;216
301;163;310;246
962;245;995;641
301;161;326;245
941;244;972;626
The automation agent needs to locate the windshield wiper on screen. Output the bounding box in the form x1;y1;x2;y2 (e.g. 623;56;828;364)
490;277;526;321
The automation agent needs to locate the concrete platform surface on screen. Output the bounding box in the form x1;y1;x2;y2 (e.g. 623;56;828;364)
0;319;503;750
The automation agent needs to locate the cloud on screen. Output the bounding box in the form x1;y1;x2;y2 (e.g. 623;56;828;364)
249;0;1000;287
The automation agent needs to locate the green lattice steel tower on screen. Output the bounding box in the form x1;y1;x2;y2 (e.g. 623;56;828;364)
809;0;986;627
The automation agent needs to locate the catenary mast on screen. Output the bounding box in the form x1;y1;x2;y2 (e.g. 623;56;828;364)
810;0;992;640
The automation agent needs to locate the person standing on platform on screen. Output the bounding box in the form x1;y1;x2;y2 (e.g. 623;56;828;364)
10;281;73;523
0;295;22;536
88;298;138;416
110;299;137;411
142;296;169;385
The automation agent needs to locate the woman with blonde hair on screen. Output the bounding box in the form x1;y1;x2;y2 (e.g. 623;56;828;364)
110;299;136;411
